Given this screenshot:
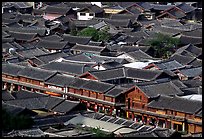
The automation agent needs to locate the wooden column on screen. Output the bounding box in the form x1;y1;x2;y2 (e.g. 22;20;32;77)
94;104;98;112
18;85;21;91
182;122;185;132
147;116;150;125
132;112;135;121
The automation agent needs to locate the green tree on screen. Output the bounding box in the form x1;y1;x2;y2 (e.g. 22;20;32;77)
91;127;114;137
77;27;111;42
147;33;180;58
77;27;99;41
70;28;78;36
98;30;111;42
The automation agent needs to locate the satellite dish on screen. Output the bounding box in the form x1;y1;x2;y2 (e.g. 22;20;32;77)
8;48;16;54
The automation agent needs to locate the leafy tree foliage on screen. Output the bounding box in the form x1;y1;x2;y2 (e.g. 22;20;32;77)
77;27;111;42
147;33;180;58
91;127;114;137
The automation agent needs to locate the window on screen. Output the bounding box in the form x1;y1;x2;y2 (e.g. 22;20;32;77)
140;96;142;100
89;13;94;16
132;102;134;107
80;13;86;16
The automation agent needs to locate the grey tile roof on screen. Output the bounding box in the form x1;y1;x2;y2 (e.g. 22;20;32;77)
188;58;202;68
154;60;185;71
62;34;91;45
181;87;202;95
42;34;63;41
2;31;11;38
111;14;139;22
168;8;186;19
63;53;93;63
33;114;75;128
125;5;142;15
180;35;202;45
36;39;69;50
171;80;187;89
2;26;47;36
88;41;104;46
71;19;100;28
51;100;79;113
40;61;89;76
2;90;15;101
2;18;19;26
90;21;108;30
12;2;32;9
195;110;202;117
44;96;65;110
89;67;126;81
7;128;45;137
135;2;153;10
71;44;108;54
68;77;88;89
65;2;92;8
104;18;132;28
17;66;57;81
125;68;164;81
170;54;195;65
101;61;123;69
6;97;46;110
45;5;72;15
16;47;48;58
147;95;202;114
2;43;17;53
182;79;202;88
45;73;76;87
126;50;153;60
83;111;105;120
8;31;38;41
150;4;174;11
80;80;115;93
176;3;196;13
182;28;202;38
2;102;31;116
118;45;140;53
137;81;184;98
36;51;68;64
122;131;158;137
2;63;25;76
176;44;202;57
179;66;202;78
152;26;183;36
11;90;48;100
105;86;126;97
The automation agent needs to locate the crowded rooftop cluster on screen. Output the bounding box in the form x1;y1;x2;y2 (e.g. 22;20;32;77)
2;2;202;137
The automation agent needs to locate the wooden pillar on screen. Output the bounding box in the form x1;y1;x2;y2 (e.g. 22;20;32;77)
182;122;185;132
18;85;21;91
87;102;90;109
171;121;174;130
147;116;150;125
126;111;129;119
132;112;134;121
10;83;14;92
94;104;98;112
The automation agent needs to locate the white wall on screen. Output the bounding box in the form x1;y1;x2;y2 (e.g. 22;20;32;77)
91;2;102;7
77;12;95;20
